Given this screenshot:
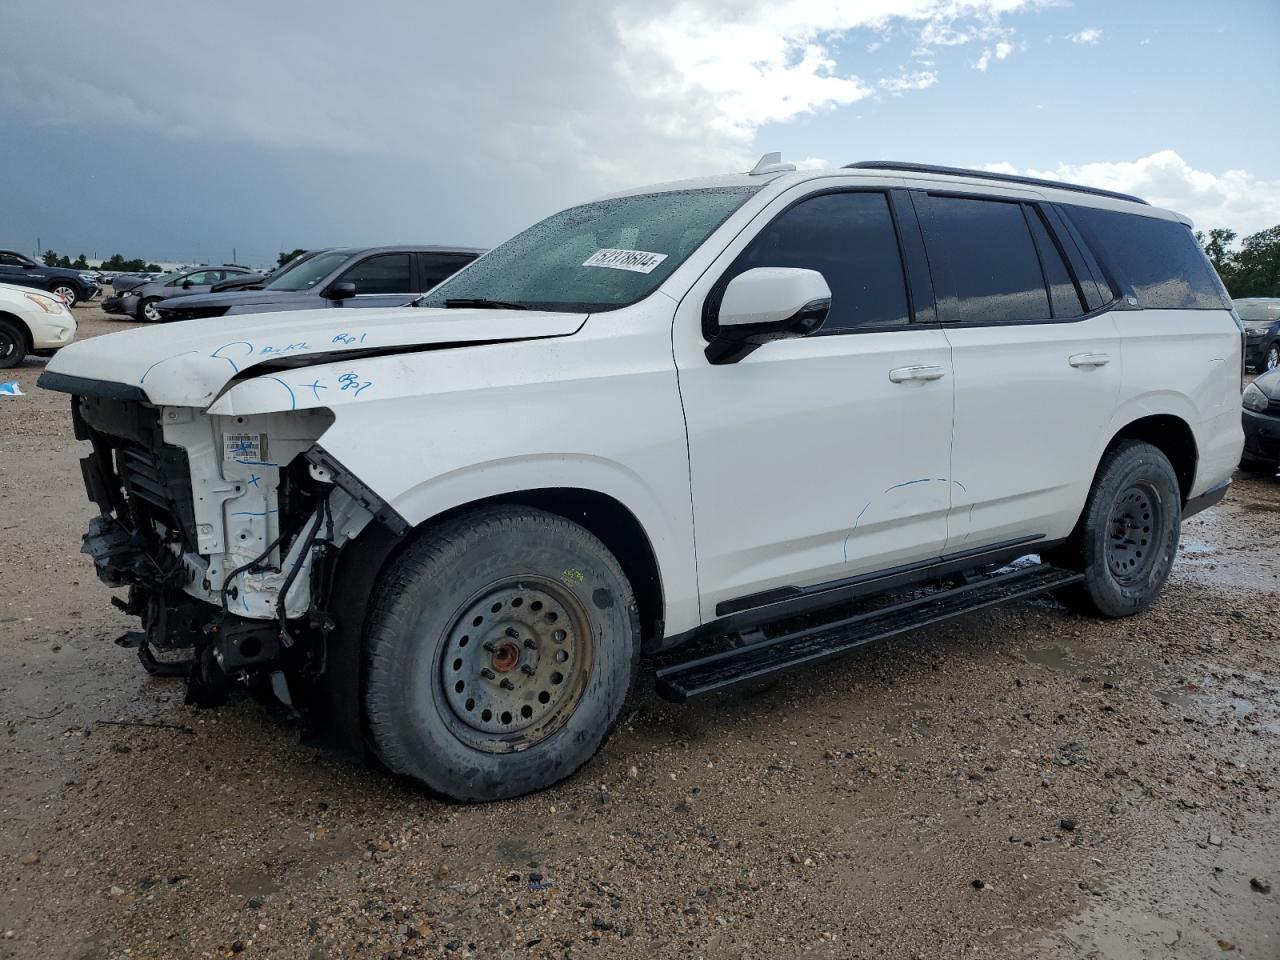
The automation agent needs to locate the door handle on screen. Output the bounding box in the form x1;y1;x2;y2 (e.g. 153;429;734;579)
888;364;946;383
1068;352;1111;368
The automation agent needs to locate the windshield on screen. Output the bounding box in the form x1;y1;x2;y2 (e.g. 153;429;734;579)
1235;300;1280;323
419;187;760;312
265;251;350;291
152;271;185;285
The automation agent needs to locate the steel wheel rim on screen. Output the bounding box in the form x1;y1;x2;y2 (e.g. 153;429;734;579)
1268;346;1279;371
436;577;593;753
1105;482;1160;583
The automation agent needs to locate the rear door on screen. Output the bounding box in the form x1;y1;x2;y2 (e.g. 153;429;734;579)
912;189;1122;550
417;252;477;294
330;253;415;307
673;184;955;622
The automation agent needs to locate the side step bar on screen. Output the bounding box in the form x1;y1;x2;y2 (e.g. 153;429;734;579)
655;562;1082;702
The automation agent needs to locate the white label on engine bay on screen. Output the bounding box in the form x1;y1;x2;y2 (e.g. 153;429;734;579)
582;248;668;274
224;432;268;462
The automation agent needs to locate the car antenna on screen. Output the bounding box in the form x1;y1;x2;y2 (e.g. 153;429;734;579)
748;152;797;176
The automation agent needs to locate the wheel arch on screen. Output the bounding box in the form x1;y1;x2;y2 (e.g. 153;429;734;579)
411;487;666;651
0;310;34;353
1105;413;1198;502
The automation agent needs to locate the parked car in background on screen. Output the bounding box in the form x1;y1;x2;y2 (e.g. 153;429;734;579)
0;282;77;368
155;246;482;322
40;158;1242;801
207;251;325;293
0;250;100;307
1241;365;1280;472
111;272;163;294
103;265;254;321
1236;297;1280;371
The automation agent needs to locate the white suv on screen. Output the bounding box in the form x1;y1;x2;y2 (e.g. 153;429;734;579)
40;157;1243;801
0;282;77;368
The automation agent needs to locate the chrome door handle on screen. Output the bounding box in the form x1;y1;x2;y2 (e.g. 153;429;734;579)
889;364;946;383
1068;352;1111;368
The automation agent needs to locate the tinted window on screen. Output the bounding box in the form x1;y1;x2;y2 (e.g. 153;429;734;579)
337;254;412;295
420;253;476;288
0;252;31;267
1026;208;1085;318
723;191;910;332
923;196;1050;324
1067;206;1230;310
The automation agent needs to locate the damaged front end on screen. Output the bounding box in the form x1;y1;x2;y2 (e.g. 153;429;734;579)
71;391;397;729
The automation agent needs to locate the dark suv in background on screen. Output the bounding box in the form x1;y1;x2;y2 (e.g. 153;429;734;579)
103;265;254;321
155;245;482;322
0;250;100;306
1237;298;1280;371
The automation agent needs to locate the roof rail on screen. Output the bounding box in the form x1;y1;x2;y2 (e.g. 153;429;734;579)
843;161;1149;206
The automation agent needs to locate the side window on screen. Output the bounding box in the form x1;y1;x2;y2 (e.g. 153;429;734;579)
1025;207;1086;318
720;191;911;333
420;253;475;289
337;254;412;295
922;195;1051;324
183;270;219;285
1065;206;1231;310
0;252;29;267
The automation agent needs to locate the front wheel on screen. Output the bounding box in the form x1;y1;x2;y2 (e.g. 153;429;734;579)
364;506;639;801
139;298;162;322
49;283;78;308
0;319;28;368
1051;441;1181;618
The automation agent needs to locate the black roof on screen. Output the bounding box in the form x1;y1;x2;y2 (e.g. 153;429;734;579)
843;161;1149;206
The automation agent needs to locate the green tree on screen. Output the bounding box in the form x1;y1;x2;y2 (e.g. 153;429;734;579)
41;250;60;267
145;263;161;272
277;247;307;268
72;254;89;269
1232;225;1280;298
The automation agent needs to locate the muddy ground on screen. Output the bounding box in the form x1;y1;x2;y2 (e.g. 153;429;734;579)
1;305;1277;959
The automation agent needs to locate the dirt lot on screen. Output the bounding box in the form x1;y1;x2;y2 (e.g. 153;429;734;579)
1;305;1277;959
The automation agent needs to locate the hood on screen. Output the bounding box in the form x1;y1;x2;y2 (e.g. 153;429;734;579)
1253;367;1280;400
38;305;587;407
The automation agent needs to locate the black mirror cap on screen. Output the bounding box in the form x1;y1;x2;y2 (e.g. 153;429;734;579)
704;297;830;365
323;281;357;302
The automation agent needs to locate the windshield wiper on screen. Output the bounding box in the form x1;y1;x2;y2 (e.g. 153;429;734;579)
437;297;530;310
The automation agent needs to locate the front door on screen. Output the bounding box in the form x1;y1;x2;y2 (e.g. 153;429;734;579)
673;186;955;622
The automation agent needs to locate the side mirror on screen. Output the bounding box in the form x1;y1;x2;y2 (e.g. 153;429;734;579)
21;262;36;270
705;267;831;364
323;281;357;303
181;279;193;289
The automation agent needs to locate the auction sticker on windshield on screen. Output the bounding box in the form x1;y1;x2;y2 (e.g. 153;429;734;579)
582;248;669;274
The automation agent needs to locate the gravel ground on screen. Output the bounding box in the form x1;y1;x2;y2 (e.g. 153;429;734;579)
1;305;1277;960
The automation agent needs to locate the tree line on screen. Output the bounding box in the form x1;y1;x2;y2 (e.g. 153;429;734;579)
41;250;162;272
1197;225;1280;299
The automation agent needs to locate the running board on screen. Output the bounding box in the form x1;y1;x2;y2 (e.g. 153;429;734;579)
655;562;1082;702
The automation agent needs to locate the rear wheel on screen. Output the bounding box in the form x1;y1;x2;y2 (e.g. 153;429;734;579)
0;318;27;368
364;506;639;801
48;282;78;307
1051;441;1181;618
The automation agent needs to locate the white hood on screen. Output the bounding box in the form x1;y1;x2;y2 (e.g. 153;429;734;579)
40;305;587;407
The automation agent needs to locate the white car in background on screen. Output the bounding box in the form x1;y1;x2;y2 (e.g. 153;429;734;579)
0;282;77;368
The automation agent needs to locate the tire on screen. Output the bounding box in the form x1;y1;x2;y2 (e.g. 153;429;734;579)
48;282;78;308
364;506;640;801
1238;455;1277;476
0;318;28;369
139;298;161;322
1267;343;1280;372
1050;441;1181;618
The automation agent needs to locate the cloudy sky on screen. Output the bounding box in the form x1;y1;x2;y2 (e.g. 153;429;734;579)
1;0;1277;266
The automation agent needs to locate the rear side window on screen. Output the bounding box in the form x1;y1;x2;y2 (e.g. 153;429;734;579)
720;191;911;333
1025;208;1086;318
420;253;475;289
920;195;1051;324
337;253;412;295
1066;206;1230;310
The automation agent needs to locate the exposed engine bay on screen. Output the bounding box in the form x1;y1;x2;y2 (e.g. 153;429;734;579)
72;393;389;720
